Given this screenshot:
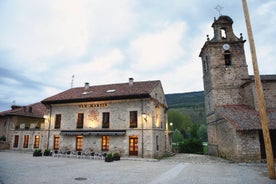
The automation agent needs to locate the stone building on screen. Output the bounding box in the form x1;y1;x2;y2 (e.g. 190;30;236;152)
0;103;46;151
41;78;171;158
199;15;276;162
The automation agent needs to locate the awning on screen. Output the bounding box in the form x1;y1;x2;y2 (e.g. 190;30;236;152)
60;129;126;136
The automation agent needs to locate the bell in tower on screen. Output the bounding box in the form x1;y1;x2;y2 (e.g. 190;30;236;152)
211;16;240;42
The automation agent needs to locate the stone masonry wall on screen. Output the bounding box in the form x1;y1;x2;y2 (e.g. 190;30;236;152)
250;81;276;110
44;96;169;158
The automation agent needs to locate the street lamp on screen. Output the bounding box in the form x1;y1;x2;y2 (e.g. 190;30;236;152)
141;113;147;158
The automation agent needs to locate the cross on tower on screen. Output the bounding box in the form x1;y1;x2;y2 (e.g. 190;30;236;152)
214;4;223;16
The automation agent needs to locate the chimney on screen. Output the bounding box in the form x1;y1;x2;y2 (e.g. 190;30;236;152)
129;78;134;86
84;82;89;90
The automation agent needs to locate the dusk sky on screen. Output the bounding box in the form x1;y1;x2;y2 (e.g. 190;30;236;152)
1;0;276;111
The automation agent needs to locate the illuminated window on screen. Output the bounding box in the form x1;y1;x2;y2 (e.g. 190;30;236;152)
13;135;19;148
129;111;137;128
77;113;84;128
102;136;109;151
53;135;60;150
102;112;110;128
23;135;29;148
33;135;40;148
76;136;83;151
55;114;61;129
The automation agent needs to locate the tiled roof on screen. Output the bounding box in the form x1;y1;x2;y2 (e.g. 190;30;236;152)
0;102;46;118
42;80;161;104
217;105;276;130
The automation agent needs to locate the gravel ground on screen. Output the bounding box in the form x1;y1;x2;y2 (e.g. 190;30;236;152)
0;151;275;184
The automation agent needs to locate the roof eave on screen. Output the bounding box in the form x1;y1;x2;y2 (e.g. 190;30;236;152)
41;94;151;105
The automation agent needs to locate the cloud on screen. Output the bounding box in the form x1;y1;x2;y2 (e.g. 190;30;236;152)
54;48;125;87
0;0;89;63
87;0;138;44
129;22;187;71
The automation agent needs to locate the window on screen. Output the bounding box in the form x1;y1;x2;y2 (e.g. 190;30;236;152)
129;136;138;156
77;113;84;128
224;50;231;66
53;135;60;150
55;114;61;129
13;135;19;148
76;136;83;151
102;112;110;128
221;28;227;39
33;135;40;148
156;135;159;151
129;111;138;128
23;135;29;148
102;136;109;151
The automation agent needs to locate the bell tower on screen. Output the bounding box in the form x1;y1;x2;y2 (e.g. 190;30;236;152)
199;15;249;116
199;15;249;155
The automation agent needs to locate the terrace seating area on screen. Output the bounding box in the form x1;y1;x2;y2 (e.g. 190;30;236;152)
51;148;106;160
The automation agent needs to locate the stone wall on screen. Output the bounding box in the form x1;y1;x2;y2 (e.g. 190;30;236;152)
44;96;170;158
235;130;261;162
250;81;276;110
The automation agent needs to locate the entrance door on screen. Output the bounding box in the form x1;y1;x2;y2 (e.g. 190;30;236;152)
129;136;138;156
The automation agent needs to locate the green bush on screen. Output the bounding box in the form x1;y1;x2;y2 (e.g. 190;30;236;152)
43;149;51;156
105;152;113;162
113;152;120;161
178;138;203;154
0;136;6;141
33;149;42;157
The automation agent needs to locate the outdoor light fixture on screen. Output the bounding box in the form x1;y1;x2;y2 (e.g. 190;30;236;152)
142;113;147;120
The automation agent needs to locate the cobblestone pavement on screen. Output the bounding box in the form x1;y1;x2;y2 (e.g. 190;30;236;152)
0;151;275;184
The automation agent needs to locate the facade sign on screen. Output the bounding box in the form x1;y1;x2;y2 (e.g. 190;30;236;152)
78;103;108;108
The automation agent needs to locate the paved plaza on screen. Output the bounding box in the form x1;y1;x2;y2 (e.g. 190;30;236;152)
0;151;275;184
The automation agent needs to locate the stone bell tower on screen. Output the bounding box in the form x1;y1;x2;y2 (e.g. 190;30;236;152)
199;15;249;155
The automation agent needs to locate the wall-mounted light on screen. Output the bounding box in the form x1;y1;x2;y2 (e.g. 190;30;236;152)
142;113;147;121
43;115;48;119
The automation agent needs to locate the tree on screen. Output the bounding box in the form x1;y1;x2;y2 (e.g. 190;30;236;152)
172;129;184;145
168;110;185;131
197;124;208;142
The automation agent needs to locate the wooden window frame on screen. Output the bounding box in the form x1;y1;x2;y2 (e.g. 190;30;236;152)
33;135;40;148
102;112;110;128
53;135;60;150
54;114;61;129
13;135;19;148
101;136;109;151
77;113;84;129
23;135;29;148
76;136;83;151
129;111;138;128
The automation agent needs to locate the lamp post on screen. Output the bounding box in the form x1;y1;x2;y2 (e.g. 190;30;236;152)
169;122;173;131
242;0;275;179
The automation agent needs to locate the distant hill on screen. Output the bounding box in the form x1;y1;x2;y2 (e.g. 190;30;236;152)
165;91;206;124
165;91;204;109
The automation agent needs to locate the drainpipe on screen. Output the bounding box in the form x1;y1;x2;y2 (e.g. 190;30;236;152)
46;105;52;150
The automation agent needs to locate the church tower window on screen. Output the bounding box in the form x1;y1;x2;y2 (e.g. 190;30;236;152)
221;28;227;39
224;50;231;66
